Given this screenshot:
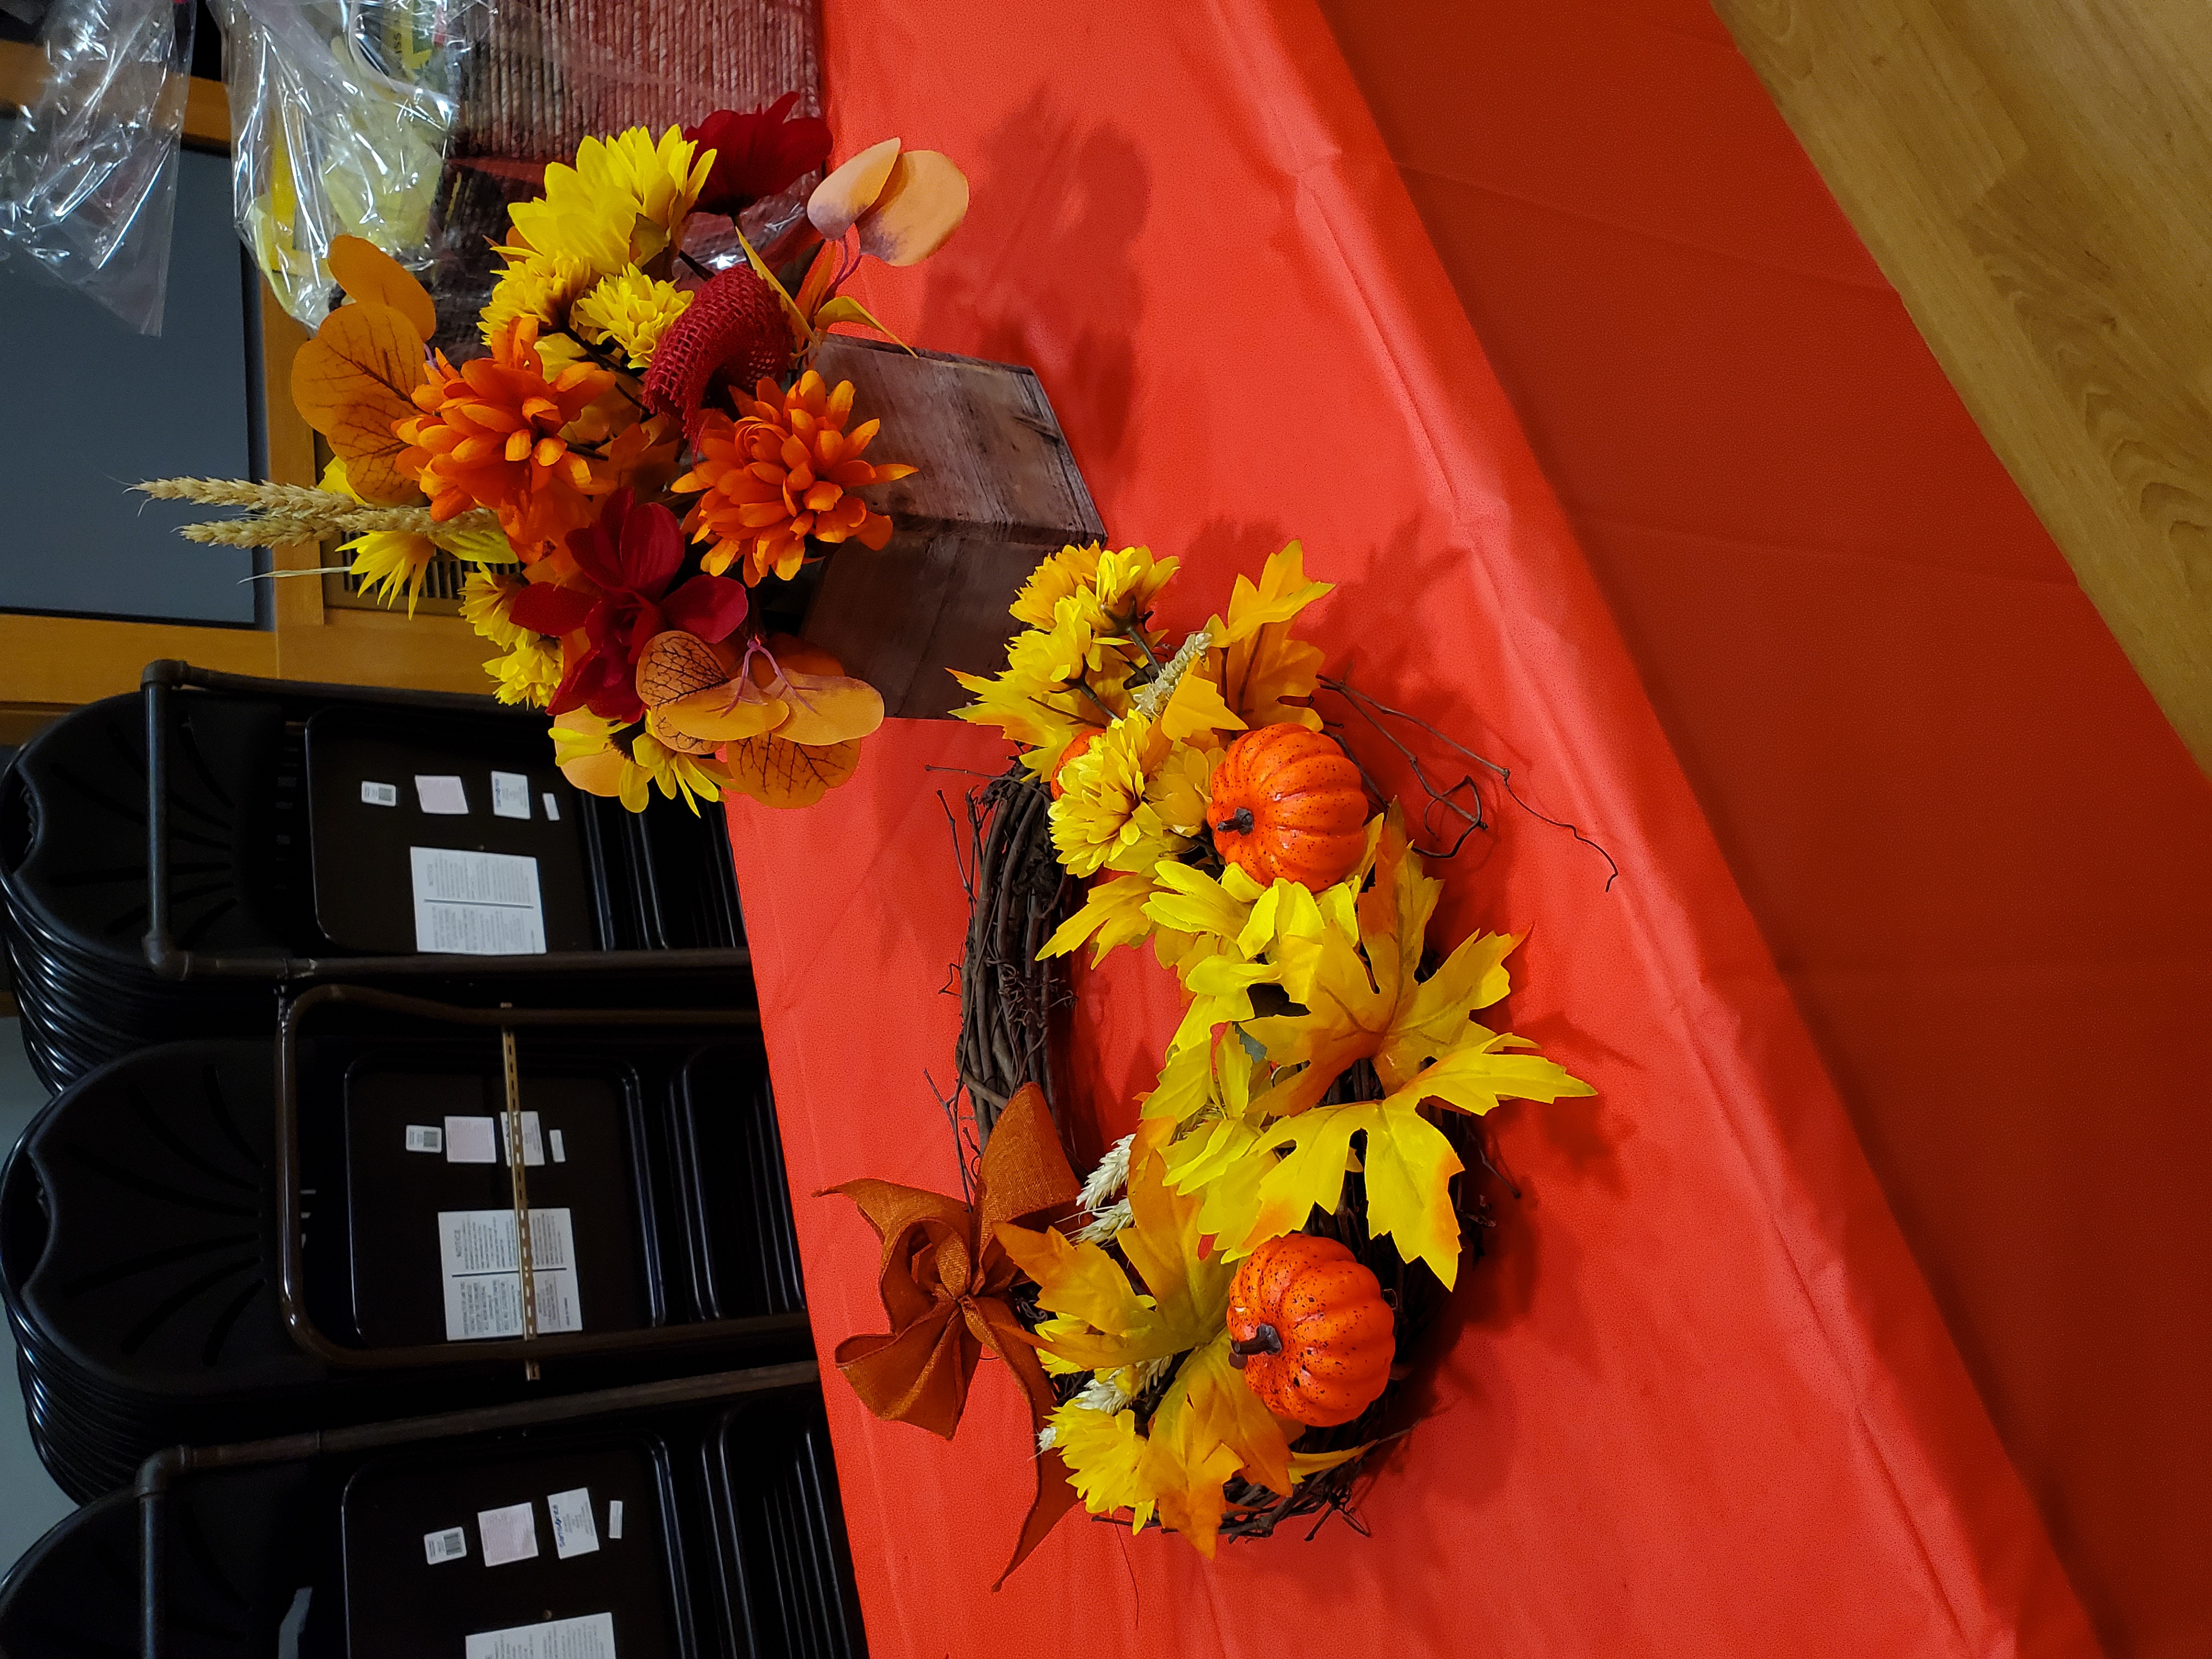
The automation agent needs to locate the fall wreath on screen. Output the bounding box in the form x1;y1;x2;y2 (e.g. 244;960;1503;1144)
825;543;1601;1581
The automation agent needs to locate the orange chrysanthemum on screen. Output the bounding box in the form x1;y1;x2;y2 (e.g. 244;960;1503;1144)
671;370;917;583
396;317;618;561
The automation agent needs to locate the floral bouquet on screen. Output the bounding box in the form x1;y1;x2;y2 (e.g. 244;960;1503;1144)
140;101;970;812
826;541;1598;1575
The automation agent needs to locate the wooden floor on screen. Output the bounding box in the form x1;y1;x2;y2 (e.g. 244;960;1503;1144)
1714;0;2212;776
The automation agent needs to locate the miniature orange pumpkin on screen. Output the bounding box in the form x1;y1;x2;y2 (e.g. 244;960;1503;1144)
1049;728;1099;799
1226;1233;1393;1426
1206;725;1367;890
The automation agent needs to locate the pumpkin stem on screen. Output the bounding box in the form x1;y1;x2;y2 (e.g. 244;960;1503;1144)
1228;1323;1283;1368
1214;807;1255;836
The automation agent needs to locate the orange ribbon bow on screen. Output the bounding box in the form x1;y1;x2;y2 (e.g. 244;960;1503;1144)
823;1082;1084;1584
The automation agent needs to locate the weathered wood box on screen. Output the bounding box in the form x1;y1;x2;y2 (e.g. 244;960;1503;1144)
799;335;1107;719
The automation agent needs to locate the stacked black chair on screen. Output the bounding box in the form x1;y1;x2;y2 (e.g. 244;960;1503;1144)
1;998;807;1499
0;663;867;1654
0;1370;865;1658
0;663;751;1092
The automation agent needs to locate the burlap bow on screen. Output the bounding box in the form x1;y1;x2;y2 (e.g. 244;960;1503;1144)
823;1082;1084;1584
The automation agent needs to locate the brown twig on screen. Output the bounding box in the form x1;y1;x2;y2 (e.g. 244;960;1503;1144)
950;763;1077;1155
1318;674;1620;890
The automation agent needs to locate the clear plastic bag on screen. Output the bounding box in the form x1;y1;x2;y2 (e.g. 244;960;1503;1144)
0;0;197;334
1;0;823;342
219;0;476;327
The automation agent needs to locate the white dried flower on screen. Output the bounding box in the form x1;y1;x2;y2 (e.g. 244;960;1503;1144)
1071;1197;1132;1245
1036;1423;1057;1453
1129;628;1212;719
1077;1133;1135;1213
1074;1374;1134;1415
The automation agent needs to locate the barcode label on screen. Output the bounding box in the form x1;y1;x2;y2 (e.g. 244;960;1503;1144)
362;781;399;807
424;1527;467;1564
405;1125;444;1155
492;771;532;820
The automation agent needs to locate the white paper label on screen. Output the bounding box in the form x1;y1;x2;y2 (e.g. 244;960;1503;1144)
465;1612;616;1659
498;1110;545;1167
444;1115;498;1165
606;1499;623;1541
362;781;399;808
549;1128;567;1163
546;1487;600;1559
476;1502;539;1568
424;1526;467;1564
542;793;561;821
406;1125;444;1155
415;775;470;815
492;771;532;820
438;1209;583;1341
410;848;546;956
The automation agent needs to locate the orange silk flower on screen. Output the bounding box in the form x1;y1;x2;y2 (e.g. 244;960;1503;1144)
823;1083;1084;1587
673;369;916;583
396;317;617;560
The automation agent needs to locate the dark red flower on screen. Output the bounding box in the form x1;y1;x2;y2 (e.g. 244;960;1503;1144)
510;489;749;723
686;93;833;218
641;265;791;442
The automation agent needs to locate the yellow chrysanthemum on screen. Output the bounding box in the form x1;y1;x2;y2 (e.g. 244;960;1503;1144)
461;569;529;648
480;249;596;348
1011;541;1105;629
486;637;562;707
506;127;713;279
1092;544;1179;627
569;269;693;368
343;529;440;617
318;456;437;616
1050;716;1219;877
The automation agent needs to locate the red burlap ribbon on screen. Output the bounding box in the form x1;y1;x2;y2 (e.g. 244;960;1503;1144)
822;1083;1084;1585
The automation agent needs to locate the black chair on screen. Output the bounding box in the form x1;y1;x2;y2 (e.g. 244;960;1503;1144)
2;1002;807;1499
0;1466;332;1659
0;1367;861;1659
0;663;755;1089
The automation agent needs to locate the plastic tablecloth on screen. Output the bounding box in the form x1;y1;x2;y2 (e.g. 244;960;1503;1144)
724;1;2102;1652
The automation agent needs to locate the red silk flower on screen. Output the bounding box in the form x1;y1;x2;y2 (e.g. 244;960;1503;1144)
510;490;748;724
686;93;833;218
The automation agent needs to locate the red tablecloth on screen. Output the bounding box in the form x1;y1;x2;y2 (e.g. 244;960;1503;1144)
725;2;2099;1652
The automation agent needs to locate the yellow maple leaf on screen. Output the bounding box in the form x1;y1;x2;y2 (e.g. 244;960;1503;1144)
1160;810;1594;1285
1138;1338;1278;1558
1004;1144;1331;1556
996;1142;1226;1370
1223;1032;1591;1287
1193;541;1334;732
1157;667;1245;745
1039;871;1164;966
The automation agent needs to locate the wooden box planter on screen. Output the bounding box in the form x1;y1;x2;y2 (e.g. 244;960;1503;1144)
798;335;1106;719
